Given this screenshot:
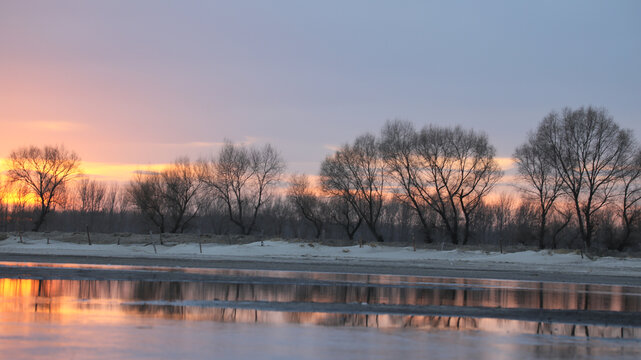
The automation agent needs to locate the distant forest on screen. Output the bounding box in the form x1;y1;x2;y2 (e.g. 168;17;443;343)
1;106;640;253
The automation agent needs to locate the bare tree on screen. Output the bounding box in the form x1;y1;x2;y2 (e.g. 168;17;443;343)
287;174;327;238
511;199;538;245
327;196;362;241
492;193;515;253
162;157;204;233
128;158;204;234
537;107;634;249
618;149;641;250
380;120;433;243
320;134;386;242
548;203;575;249
76;178;107;214
75;178;107;230
10;183;31;231
200;142;285;235
514;130;564;249
99;182;122;233
264;196;292;238
103;183;121;216
7;145;81;231
128;170;167;233
0;178;9;231
414;126;502;245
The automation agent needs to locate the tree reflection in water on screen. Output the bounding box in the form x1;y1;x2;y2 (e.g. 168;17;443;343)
1;273;641;339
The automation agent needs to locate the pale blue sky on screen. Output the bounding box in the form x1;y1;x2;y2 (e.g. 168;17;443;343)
1;0;640;174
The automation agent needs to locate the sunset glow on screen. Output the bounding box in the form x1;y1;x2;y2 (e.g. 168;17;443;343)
81;161;169;182
0;154;518;208
0;157;169;206
0;158;168;183
1;2;639;181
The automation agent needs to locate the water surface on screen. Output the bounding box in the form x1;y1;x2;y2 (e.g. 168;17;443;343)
1;262;641;359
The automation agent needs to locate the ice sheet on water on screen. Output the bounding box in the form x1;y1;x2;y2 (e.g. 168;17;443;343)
1;313;640;360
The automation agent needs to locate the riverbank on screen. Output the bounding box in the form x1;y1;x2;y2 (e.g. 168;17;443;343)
1;233;641;286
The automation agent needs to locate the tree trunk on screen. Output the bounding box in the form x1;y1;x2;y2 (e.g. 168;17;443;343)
538;212;547;250
32;214;45;232
32;204;48;232
584;211;593;249
462;212;471;245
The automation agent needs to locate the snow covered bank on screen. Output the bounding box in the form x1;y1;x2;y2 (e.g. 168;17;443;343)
2;234;641;279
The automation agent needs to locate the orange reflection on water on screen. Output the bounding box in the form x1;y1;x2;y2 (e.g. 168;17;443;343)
3;262;641;312
1;277;641;339
0;278;133;326
0;278;38;297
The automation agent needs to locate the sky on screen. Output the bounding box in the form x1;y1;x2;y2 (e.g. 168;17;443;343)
1;0;640;182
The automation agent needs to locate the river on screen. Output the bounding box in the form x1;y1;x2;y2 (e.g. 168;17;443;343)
1;262;640;359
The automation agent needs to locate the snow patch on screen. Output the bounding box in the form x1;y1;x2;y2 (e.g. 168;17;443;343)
1;236;640;277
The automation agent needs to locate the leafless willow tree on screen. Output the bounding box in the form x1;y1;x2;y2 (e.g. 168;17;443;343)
103;183;121;216
200;142;285;235
380;121;503;245
321;134;386;242
128;170;167;233
380;120;433;243
7;145;81;231
536;107;635;249
492;193;516;252
264;196;292;237
75;178;107;229
618;149;641;250
327;195;362;240
128;158;203;233
287;174;327;238
0;178;9;231
76;178;107;214
514;130;564;249
412;126;502;245
547;202;575;249
162;157;204;233
1;181;30;231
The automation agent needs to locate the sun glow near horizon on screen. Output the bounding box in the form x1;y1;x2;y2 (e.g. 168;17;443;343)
0;152;518;208
0;158;169;184
0;155;517;185
0;158;170;206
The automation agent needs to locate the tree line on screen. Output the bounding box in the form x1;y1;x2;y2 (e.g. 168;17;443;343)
1;106;639;251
